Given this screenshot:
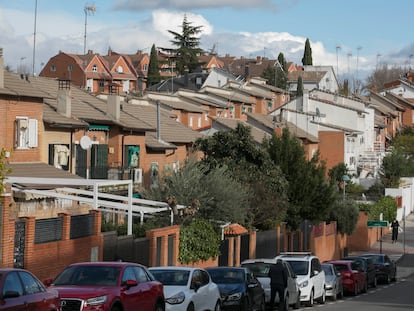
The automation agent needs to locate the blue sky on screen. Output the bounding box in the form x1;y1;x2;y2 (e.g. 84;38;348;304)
1;0;413;83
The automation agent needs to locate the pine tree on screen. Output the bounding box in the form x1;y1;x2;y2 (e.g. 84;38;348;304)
161;15;205;75
147;44;161;87
301;38;313;66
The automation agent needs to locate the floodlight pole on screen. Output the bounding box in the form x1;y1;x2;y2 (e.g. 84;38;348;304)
32;0;38;76
84;5;96;54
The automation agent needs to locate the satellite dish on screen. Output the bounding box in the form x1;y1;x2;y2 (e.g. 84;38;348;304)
80;135;92;150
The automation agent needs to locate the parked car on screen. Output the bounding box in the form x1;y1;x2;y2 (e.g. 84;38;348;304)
149;266;221;311
342;255;377;288
0;268;60;311
327;260;367;296
45;261;165;311
361;253;397;283
241;258;301;310
321;263;343;301
277;252;325;307
206;266;265;311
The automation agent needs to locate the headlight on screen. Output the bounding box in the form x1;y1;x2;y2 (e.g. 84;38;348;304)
299;280;309;288
227;292;242;301
85;295;107;306
166;291;185;304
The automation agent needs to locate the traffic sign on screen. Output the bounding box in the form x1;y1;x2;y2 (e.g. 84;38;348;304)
367;220;389;227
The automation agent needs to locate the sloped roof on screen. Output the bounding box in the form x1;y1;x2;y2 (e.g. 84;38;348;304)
1;71;46;98
224;223;248;235
288;71;327;83
43;101;88;128
211;117;271;144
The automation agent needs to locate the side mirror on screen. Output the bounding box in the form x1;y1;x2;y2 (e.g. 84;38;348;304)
123;279;138;288
191;281;202;292
43;279;54;287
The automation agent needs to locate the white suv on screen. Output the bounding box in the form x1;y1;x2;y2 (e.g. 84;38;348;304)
276;252;326;307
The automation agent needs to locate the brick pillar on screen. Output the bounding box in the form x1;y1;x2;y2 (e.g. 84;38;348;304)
172;230;179;266
1;184;14;267
227;237;234;266
234;236;241;267
249;230;256;259
160;235;168;266
276;226;281;255
90;210;102;236
22;217;35;269
58;213;71;241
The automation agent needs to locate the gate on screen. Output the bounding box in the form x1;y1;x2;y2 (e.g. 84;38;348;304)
14;220;26;268
75;145;87;178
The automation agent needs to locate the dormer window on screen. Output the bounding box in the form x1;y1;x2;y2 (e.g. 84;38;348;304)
117;65;123;73
50;65;56;72
92;64;98;72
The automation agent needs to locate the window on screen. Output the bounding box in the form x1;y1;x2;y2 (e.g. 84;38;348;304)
92;64;98;72
15;117;38;149
99;80;105;90
50;65;56;72
122;267;137;284
189;117;193;127
19;271;44;294
117;65;123;73
68;64;73;72
3;272;24;296
142;64;148;71
197;117;201;128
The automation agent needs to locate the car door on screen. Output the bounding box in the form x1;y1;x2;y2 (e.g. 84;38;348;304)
190;269;207;310
311;258;324;298
284;262;297;305
18;271;56;311
1;271;26;311
246;272;262;308
121;266;152;311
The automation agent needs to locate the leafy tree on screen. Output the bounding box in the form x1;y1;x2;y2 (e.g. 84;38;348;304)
178;218;221;264
328;198;360;235
301;38;313;66
161;14;205;75
262;53;287;89
368;195;397;222
379;148;411;187
296;76;304;97
144;160;249;225
195;123;288;230
147;44;161;87
264;128;336;229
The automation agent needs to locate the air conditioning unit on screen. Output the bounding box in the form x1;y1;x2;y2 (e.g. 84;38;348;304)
132;168;142;184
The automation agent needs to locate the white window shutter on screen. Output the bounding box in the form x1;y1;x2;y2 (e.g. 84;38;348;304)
28;119;38;147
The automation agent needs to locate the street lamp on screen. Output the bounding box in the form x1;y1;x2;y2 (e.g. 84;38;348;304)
342;174;350;200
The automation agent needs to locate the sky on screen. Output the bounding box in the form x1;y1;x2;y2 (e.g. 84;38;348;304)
1;0;413;84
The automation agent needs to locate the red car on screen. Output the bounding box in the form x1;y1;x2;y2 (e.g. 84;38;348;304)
45;262;164;311
0;268;60;311
327;260;367;296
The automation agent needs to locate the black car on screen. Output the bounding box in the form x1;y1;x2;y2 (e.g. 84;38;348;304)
206;267;265;311
342;256;377;288
361;254;397;284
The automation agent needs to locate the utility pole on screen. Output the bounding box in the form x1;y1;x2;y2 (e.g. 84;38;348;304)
84;5;96;54
336;45;341;77
32;0;38;76
356;46;362;93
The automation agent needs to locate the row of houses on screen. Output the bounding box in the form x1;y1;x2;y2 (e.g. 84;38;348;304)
38;48;339;95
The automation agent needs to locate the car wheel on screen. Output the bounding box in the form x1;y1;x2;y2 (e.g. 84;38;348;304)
338;285;344;299
153;302;165;311
317;288;326;304
111;306;121;311
385;274;391;284
353;283;359;296
186;302;195;311
214;300;221;311
306;289;314;307
293;292;300;309
332;286;337;301
362;280;368;293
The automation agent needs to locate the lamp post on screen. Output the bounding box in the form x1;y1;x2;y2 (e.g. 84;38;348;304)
342;174;350;200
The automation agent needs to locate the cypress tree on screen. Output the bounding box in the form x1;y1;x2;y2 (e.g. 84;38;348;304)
147;44;161;87
296;76;304;97
301;38;313;66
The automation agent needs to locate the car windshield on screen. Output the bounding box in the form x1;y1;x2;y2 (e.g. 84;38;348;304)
208;269;244;284
322;265;333;275
53;266;121;286
285;260;308;276
150;270;190;286
241;262;271;277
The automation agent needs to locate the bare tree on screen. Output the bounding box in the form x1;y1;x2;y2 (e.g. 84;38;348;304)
364;64;407;92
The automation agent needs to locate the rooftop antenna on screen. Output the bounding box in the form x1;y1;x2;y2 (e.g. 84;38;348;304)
32;0;38;76
83;4;96;54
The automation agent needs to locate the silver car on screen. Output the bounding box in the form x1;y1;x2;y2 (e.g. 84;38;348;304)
321;263;343;301
241;258;301;310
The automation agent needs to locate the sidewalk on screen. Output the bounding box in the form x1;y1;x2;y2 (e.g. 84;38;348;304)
352;212;414;278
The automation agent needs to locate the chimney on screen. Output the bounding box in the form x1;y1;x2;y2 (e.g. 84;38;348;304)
57;79;71;117
108;94;121;121
0;48;4;89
